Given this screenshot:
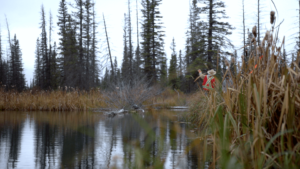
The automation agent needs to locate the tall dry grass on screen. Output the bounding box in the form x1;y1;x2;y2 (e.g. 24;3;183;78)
190;11;300;168
0;87;106;111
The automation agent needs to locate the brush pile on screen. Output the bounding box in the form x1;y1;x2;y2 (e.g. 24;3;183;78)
191;11;300;168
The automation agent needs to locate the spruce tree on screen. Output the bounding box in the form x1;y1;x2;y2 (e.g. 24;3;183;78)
0;27;3;85
121;14;129;80
83;0;93;90
40;5;50;89
91;2;99;88
184;0;206;93
127;0;134;78
34;38;42;88
168;38;178;89
9;35;26;91
198;0;234;70
50;42;60;89
140;0;165;84
73;0;85;89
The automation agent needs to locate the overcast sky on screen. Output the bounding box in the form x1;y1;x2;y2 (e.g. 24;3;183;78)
0;0;298;85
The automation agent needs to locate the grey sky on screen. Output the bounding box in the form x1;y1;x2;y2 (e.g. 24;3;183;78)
0;0;298;85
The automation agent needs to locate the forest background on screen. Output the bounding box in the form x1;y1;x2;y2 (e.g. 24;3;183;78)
0;0;298;92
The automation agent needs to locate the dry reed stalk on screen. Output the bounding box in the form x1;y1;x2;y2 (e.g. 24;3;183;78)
191;10;300;168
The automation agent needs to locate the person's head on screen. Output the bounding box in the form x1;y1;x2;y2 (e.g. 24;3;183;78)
207;69;216;76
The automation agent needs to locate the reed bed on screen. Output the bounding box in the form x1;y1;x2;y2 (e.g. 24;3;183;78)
190;12;300;168
146;87;188;108
0;87;106;111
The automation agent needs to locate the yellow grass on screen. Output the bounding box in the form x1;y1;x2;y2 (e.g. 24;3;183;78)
189;19;300;168
145;87;188;108
0;88;106;111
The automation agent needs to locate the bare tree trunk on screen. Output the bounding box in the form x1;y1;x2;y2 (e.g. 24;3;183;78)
243;0;246;57
299;0;300;51
207;0;213;69
136;0;139;46
5;16;12;55
103;14;114;83
257;0;260;45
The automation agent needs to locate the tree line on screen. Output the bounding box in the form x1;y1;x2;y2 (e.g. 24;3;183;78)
0;0;298;92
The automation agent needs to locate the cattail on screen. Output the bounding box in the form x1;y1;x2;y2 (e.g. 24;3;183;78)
296;74;300;82
270;11;275;24
277;47;281;53
241;55;245;61
252;26;257;38
256;46;261;55
268;33;273;45
231;56;235;63
264;31;270;42
225;59;230;67
251;37;256;43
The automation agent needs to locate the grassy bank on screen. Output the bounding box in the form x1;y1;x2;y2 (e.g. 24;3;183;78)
0;86;189;111
189;26;300;168
0;88;106;111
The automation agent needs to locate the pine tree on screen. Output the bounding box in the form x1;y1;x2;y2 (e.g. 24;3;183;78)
168;38;178;89
50;42;60;89
199;0;234;70
9;35;26;91
134;0;141;77
140;0;165;84
0;27;3;85
73;0;85;89
159;56;167;85
83;0;93;90
40;5;50;89
184;0;206;93
121;14;129;80
127;0;134;78
64;15;79;88
91;2;99;88
57;0;68;59
34;38;42;88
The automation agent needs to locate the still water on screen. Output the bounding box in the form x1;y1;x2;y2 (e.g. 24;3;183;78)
0;111;210;169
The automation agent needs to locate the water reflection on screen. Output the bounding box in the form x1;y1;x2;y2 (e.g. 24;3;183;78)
0;111;210;169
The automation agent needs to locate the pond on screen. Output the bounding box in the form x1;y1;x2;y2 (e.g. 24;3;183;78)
0;110;211;169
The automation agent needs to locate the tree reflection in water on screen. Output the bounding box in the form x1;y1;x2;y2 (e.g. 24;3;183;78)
0;111;211;169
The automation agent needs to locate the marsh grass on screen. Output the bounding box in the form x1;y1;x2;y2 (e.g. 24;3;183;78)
145;87;188;109
189;14;300;168
0;88;106;111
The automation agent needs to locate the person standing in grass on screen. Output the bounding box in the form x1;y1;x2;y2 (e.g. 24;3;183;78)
197;69;216;92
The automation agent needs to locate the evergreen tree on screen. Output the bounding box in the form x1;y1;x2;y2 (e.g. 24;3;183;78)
121;14;129;80
134;0;141;77
199;0;234;70
34;38;42;88
140;0;165;84
57;0;68;60
50;42;60;89
73;0;85;89
114;56;119;81
127;0;134;78
0;27;4;85
184;0;206;93
40;5;50;89
83;0;93;90
91;3;99;88
8;35;26;91
64;15;79;88
168;38;178;89
159;56;167;85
